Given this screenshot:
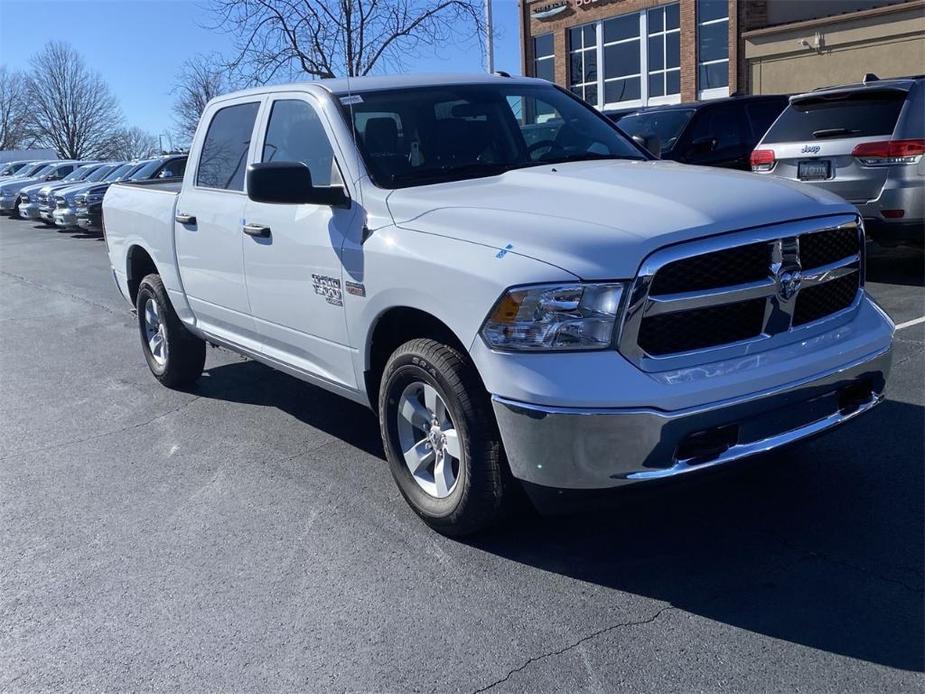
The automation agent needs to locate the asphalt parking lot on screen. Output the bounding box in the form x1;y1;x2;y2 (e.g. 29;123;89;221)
1;215;922;692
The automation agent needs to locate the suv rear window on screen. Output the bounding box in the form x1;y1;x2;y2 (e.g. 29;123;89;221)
762;90;904;143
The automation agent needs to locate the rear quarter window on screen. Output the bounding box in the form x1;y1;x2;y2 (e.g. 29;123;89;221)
763;91;905;144
744;98;787;140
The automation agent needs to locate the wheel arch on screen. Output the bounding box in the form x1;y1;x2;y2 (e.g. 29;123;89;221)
364;306;471;411
126;244;158;307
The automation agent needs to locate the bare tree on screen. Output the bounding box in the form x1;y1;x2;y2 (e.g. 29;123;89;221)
101;126;159;160
207;0;485;83
172;54;238;144
0;66;31;150
25;42;123;159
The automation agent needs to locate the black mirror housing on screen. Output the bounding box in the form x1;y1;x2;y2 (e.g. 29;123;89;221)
690;136;717;155
247;161;349;208
631;134;662;159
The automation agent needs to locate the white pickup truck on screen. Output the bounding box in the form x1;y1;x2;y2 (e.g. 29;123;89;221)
103;74;893;535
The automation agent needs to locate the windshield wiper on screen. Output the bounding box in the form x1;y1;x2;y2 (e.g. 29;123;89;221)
390;162;522;186
812;127;862;139
540;152;645;165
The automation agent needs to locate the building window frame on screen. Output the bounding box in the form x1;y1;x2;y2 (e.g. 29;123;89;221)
567;3;682;112
697;0;730;100
532;33;555;82
645;4;682;106
568;23;600;106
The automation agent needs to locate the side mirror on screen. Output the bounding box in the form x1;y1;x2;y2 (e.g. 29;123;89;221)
632;134;662;159
689;136;717;156
247;161;349;208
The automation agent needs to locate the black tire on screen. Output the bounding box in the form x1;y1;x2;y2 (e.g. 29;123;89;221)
379;338;512;536
136;273;205;389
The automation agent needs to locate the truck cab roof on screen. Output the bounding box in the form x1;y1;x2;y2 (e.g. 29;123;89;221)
215;73;541;103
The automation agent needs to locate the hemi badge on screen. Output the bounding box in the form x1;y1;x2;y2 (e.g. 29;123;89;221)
346;281;366;297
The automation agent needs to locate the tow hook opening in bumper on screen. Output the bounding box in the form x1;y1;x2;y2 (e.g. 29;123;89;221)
676;424;739;465
838;378;874;415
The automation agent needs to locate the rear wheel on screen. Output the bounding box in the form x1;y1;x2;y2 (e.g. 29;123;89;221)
379;338;512;536
136;274;205;388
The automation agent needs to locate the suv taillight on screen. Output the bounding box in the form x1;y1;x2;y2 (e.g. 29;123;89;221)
750;148;776;172
852;139;925;166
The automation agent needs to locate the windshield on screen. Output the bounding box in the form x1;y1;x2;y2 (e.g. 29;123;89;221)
763;90;905;143
86;164;117;182
19;162;49;177
129;159;159;180
105;164;133;181
617;109;695;155
30;164;55;178
339;83;645;188
0;162;26;176
64;165;97;182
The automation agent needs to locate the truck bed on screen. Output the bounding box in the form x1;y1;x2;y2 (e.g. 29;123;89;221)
103;178;184;315
111;178;183;194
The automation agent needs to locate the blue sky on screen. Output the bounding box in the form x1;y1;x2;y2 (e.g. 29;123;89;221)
0;0;523;141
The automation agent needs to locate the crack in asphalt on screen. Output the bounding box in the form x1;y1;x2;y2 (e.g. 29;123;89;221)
0;397;201;462
0;270;120;315
471;604;676;693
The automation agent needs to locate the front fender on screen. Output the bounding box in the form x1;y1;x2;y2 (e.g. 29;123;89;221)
340;224;576;382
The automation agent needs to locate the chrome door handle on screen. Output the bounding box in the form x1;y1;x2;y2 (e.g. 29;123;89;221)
175;213;196;225
243;223;271;238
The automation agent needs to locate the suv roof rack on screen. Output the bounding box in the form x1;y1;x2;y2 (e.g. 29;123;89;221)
493;71;511;78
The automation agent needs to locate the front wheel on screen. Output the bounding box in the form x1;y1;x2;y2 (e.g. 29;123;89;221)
379;338;512;536
136;274;205;389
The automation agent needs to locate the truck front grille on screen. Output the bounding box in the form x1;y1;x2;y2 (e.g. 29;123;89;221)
619;216;864;368
638;298;767;356
650;242;771;295
793;272;860;327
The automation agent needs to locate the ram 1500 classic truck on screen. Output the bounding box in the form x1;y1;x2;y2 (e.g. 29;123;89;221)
102;74;893;535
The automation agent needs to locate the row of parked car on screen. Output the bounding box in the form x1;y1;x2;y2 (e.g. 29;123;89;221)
607;73;924;246
0;155;188;232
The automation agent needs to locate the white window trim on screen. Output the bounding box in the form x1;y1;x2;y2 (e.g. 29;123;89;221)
698;86;730;100
565;3;684;111
696;2;730;95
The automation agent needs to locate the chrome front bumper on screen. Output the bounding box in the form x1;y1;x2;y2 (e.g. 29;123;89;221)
53;209;77;226
18;203;40;218
492;346;891;494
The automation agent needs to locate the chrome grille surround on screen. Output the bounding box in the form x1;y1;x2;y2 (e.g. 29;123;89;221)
618;214;865;372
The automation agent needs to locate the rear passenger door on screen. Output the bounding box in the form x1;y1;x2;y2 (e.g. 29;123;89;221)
175;98;262;350
241;93;360;390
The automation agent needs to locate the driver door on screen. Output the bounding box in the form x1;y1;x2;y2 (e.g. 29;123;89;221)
242;93;360;390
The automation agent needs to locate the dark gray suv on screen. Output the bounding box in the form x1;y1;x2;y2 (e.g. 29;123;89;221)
751;74;924;246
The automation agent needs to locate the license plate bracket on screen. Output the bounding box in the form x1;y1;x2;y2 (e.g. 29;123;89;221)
798;160;831;181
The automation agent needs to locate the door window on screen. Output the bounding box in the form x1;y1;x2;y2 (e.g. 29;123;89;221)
687;106;746;151
262;99;335;187
196;101;260;191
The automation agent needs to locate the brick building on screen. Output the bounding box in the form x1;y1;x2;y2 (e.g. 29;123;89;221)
519;0;924;111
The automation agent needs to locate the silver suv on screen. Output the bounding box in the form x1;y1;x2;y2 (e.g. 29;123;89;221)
751;74;924;246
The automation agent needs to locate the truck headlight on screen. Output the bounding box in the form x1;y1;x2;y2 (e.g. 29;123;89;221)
481;282;625;352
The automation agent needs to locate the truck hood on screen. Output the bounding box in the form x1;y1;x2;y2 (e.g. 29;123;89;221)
385;159;854;279
0;177;42;195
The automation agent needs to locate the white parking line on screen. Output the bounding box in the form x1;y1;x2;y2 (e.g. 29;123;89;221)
895;316;925;331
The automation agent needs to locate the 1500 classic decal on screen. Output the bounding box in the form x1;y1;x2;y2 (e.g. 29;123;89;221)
312;274;343;306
